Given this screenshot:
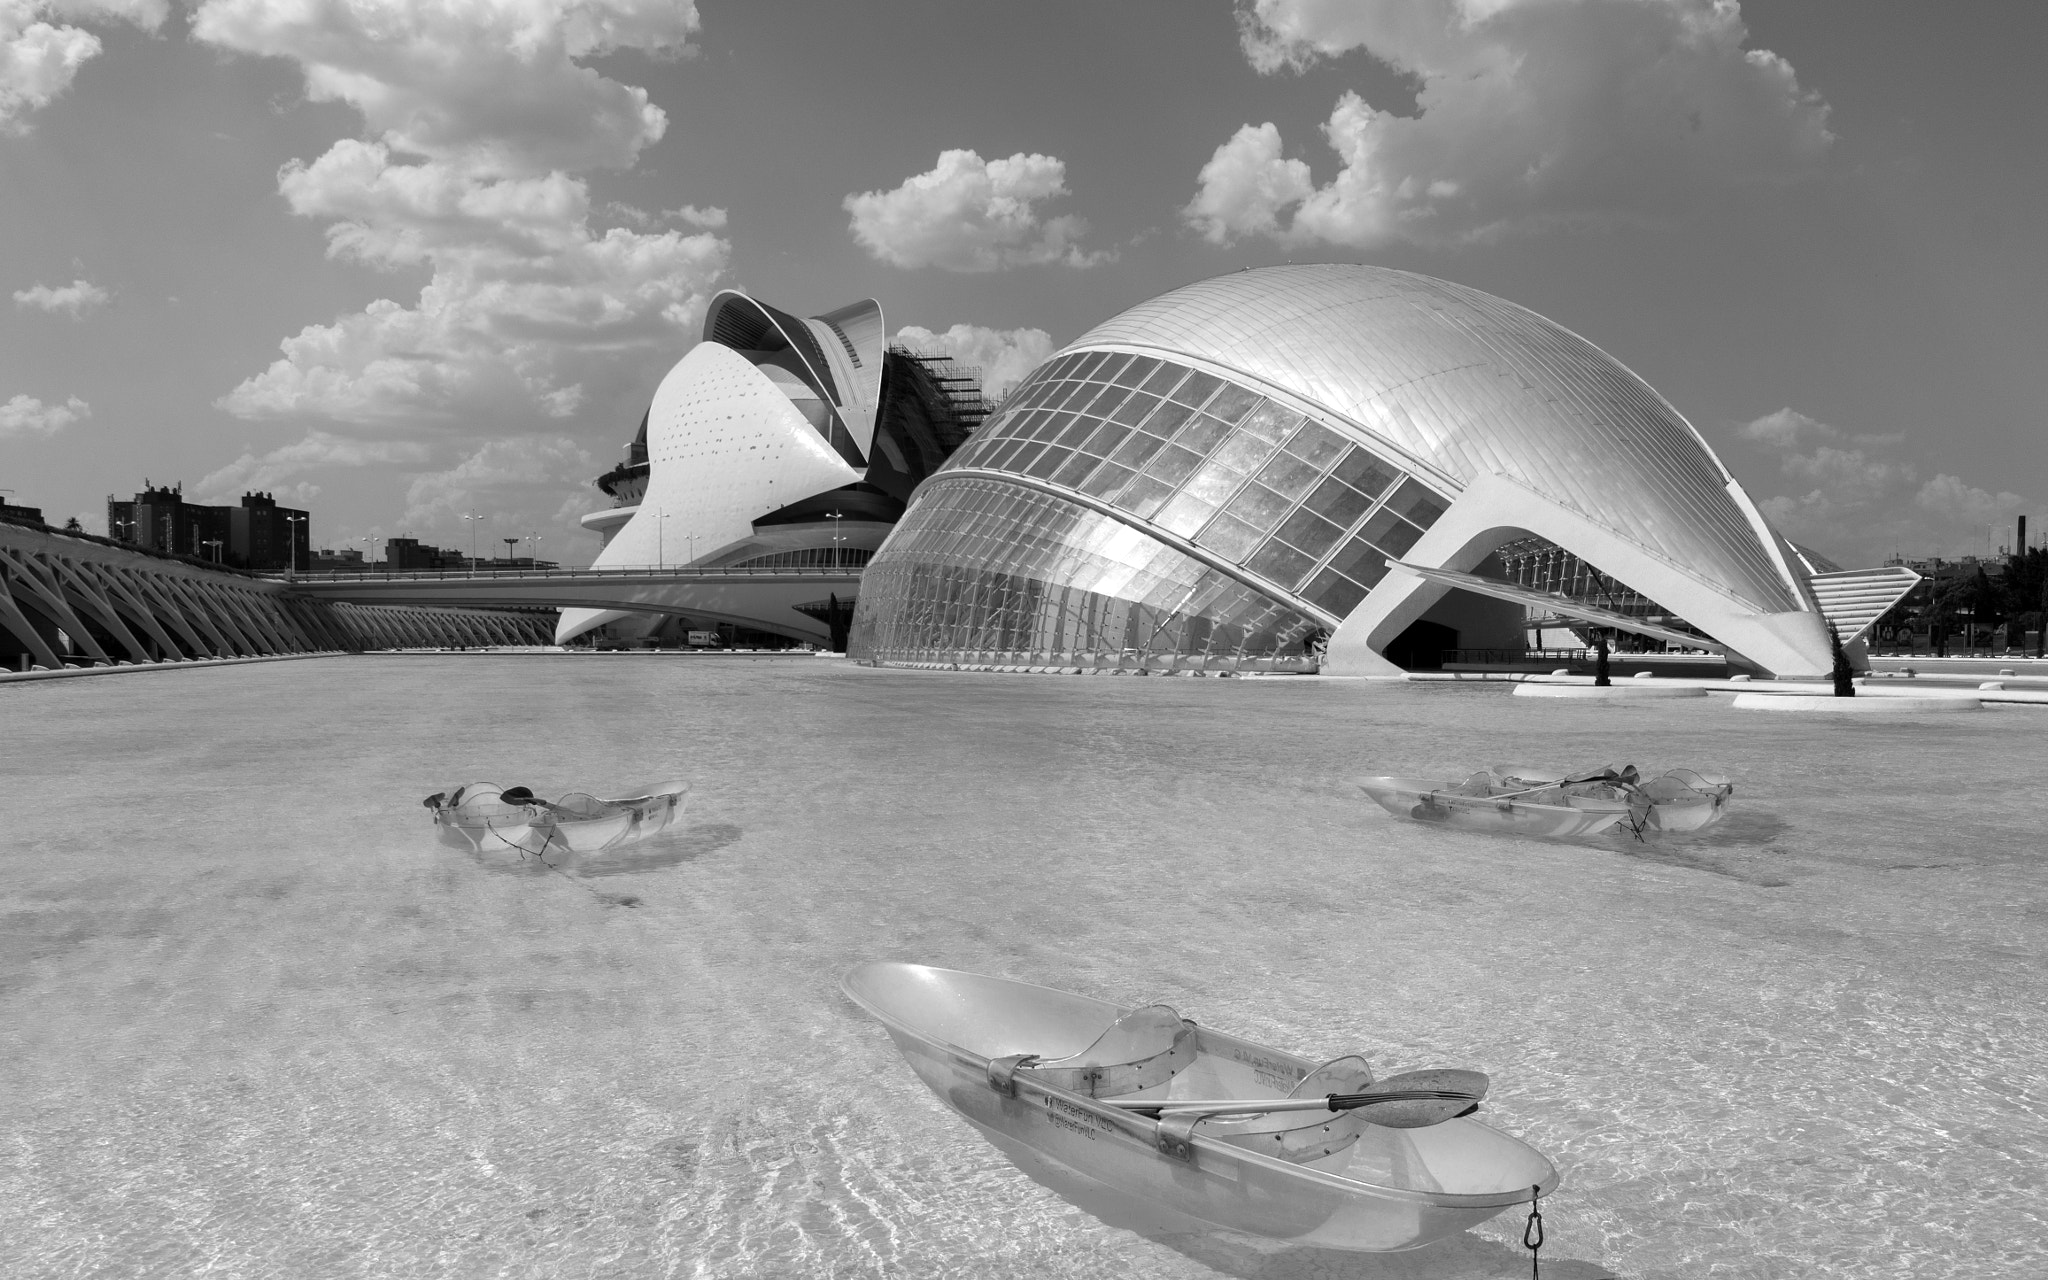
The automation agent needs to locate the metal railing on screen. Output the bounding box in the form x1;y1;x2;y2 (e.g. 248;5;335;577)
278;564;867;583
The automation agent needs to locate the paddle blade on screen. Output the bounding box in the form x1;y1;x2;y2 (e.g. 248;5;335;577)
1335;1069;1491;1128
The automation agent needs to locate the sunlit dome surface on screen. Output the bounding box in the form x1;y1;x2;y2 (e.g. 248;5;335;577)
1072;265;1798;614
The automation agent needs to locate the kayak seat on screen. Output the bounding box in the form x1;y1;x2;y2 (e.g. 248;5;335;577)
1203;1055;1375;1163
1025;1005;1197;1098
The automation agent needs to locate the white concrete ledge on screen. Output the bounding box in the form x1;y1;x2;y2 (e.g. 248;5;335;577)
1731;692;1980;713
1512;682;1707;699
0;652;342;684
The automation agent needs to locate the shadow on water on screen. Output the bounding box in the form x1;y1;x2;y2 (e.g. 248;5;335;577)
1590;811;1797;887
577;822;743;877
1148;1231;1618;1280
1003;1147;1618;1280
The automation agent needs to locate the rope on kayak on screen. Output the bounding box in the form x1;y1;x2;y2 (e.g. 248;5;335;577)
1523;1182;1545;1278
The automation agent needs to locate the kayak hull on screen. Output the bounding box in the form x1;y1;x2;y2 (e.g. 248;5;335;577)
427;781;690;859
843;963;1556;1253
1358;776;1630;840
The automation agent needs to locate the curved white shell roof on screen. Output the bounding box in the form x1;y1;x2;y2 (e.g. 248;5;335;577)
1071;265;1799;614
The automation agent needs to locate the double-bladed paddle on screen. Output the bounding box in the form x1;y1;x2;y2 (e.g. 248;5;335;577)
1101;1068;1488;1129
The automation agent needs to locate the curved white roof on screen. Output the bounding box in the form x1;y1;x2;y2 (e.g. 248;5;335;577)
1070;265;1799;614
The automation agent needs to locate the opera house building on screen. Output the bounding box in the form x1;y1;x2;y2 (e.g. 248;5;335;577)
557;291;984;646
848;265;1905;678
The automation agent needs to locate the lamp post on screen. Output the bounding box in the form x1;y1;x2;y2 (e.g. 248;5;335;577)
462;512;484;572
528;531;543;569
828;509;844;569
201;538;222;564
284;514;306;575
657;509;665;569
684;532;696;566
359;534;380;575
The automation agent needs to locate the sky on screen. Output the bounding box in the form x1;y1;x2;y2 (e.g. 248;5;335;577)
3;0;2043;569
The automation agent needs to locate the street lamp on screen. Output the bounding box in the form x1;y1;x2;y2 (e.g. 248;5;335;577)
359;534;379;575
201;538;223;564
529;531;544;568
462;512;484;572
827;509;844;569
656;509;665;569
502;536;519;567
284;514;306;575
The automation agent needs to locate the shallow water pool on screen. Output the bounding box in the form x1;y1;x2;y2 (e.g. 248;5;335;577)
3;656;2044;1278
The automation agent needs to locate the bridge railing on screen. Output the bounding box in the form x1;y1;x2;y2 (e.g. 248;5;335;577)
278;564;867;583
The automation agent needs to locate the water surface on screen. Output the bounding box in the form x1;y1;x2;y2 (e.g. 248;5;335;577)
4;657;2044;1278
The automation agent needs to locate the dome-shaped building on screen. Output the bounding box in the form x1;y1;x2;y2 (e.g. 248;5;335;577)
850;265;1859;677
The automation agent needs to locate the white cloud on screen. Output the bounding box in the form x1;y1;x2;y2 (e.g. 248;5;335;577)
845;149;1110;272
892;323;1053;402
0;0;165;133
1188;0;1833;248
190;0;696;177
191;431;430;504
398;435;595;543
0;391;88;437
666;203;725;229
192;1;730;441
13;276;108;317
1736;408;2036;562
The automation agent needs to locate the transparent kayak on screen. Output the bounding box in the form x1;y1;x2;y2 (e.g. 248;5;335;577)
423;780;689;857
842;962;1557;1252
1491;765;1735;834
1358;775;1634;840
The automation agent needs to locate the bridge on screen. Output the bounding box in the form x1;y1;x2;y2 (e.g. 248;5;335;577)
280;564;864;645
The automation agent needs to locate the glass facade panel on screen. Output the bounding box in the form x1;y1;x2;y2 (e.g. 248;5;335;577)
1285;421;1348;469
1142;445;1204;488
1110;393;1160;426
1053;415;1099;447
1153;493;1218;539
1077;421;1128;457
1206;383;1261;424
1024;446;1071;479
849;476;1322;669
1223;481;1291;531
1108;432;1166;469
896;345;1446;667
1302;568;1370;617
1113;356;1157;387
1172;414;1230;455
1200;513;1264;563
1237;400;1300;445
1383;479;1447;528
1211;432;1278;476
1325;536;1390;584
1115;474;1176;519
1069;351;1111;381
1303;475;1374;529
1254;451;1321;502
1078;462;1134;500
1183;460;1247;505
1359;507;1422;557
1139;363;1185;397
1246;539;1316;588
1092;353;1133;384
1052;450;1100;488
1331;449;1398;500
1274;507;1344;559
1142;401;1193;438
1172;370;1223;409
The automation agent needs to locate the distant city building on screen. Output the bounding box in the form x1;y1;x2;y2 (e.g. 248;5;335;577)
556;288;986;646
106;483;309;572
1;489;47;527
309;547;366;572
